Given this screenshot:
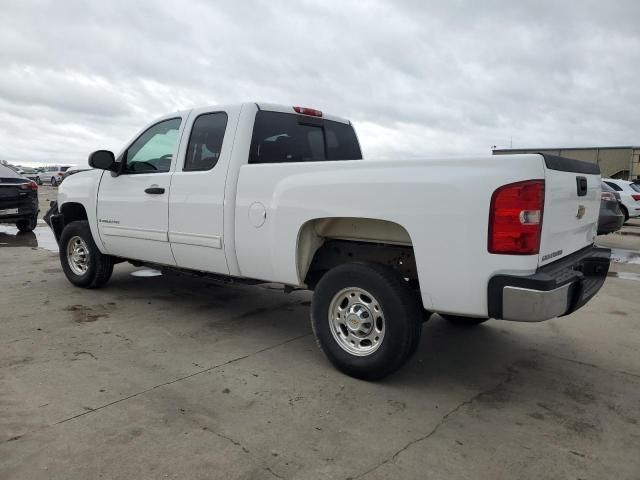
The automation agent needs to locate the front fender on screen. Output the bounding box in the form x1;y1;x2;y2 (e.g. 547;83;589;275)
57;169;106;252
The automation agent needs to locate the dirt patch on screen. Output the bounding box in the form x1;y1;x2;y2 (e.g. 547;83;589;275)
0;356;34;368
64;304;113;323
564;383;597;405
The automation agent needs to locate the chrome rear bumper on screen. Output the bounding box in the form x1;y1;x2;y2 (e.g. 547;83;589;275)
488;245;610;322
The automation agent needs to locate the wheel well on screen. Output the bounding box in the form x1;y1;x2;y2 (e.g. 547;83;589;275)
60;202;88;226
620;203;629;216
298;218;417;288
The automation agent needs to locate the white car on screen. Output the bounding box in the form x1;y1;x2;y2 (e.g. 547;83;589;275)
602;178;640;221
15;167;42;185
46;102;611;379
43;165;73;186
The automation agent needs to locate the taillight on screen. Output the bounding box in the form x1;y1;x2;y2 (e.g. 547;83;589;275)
632;194;640;201
601;192;616;201
57;172;64;176
293;106;323;117
19;181;38;191
488;180;545;255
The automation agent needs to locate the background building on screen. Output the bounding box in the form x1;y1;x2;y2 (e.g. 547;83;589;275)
493;146;640;180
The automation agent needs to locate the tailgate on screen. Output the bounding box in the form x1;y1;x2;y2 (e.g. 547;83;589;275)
538;154;601;266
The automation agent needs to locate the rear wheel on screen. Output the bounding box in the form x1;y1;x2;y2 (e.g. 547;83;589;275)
620;204;629;223
16;215;37;232
311;263;422;380
35;176;42;185
50;176;57;186
59;220;113;288
441;314;489;327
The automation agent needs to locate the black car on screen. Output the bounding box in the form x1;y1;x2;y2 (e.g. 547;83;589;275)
598;181;624;235
0;164;39;232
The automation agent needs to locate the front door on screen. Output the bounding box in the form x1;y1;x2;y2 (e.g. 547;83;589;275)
97;116;184;265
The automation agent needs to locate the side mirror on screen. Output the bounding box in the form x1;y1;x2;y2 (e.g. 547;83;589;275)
88;150;116;171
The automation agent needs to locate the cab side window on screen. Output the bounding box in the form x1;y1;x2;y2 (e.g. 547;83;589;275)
184;113;228;171
125;118;181;174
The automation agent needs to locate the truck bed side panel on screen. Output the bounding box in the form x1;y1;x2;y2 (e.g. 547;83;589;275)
235;155;546;316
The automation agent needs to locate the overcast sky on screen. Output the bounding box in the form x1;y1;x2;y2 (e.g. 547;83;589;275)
0;0;638;166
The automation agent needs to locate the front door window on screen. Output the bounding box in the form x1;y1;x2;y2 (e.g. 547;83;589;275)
125;118;181;173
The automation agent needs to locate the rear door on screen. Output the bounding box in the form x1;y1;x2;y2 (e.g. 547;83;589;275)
168;106;239;273
538;155;601;266
97;116;186;265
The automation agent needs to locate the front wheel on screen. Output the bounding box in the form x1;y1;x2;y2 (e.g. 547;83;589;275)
50;177;57;186
311;263;422;380
59;220;114;288
35;176;42;185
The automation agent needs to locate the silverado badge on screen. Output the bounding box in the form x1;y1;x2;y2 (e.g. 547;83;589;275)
576;205;586;219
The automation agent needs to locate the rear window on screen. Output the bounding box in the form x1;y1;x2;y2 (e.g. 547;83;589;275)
0;164;22;178
630;183;640;192
601;182;616;193
61;167;70;172
249;111;362;164
604;181;622;192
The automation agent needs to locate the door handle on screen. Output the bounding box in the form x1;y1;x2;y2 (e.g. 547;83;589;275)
145;186;165;194
576;176;587;197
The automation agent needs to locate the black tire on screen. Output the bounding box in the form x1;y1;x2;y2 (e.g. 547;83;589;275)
311;263;422;380
440;314;489;327
59;220;113;288
16;215;37;233
620;205;629;223
51;177;57;186
36;176;42;185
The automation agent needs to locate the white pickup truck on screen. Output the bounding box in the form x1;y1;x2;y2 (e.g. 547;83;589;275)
47;102;611;379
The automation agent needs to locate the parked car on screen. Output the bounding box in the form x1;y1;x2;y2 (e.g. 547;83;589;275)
0;163;39;232
45;102;610;379
60;166;91;183
16;167;42;185
602;178;640;221
598;182;624;235
42;165;73;186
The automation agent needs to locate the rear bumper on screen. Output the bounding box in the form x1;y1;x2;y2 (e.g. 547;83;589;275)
0;198;38;223
597;208;624;234
488;245;610;322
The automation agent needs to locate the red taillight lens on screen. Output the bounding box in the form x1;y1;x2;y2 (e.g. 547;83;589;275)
57;172;64;176
488;180;545;255
19;181;38;191
293;106;323;117
632;194;640;201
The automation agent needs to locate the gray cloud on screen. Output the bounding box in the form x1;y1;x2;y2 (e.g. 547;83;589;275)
0;0;638;165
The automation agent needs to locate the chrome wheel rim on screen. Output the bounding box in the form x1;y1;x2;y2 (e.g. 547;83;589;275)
328;287;385;356
66;236;90;276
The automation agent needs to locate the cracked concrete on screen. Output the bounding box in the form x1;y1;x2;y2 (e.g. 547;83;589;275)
1;218;640;479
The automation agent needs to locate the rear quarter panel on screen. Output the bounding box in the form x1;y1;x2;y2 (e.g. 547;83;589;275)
235;154;546;316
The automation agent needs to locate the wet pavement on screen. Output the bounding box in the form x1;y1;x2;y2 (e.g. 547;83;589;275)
0;221;59;252
610;248;640;265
